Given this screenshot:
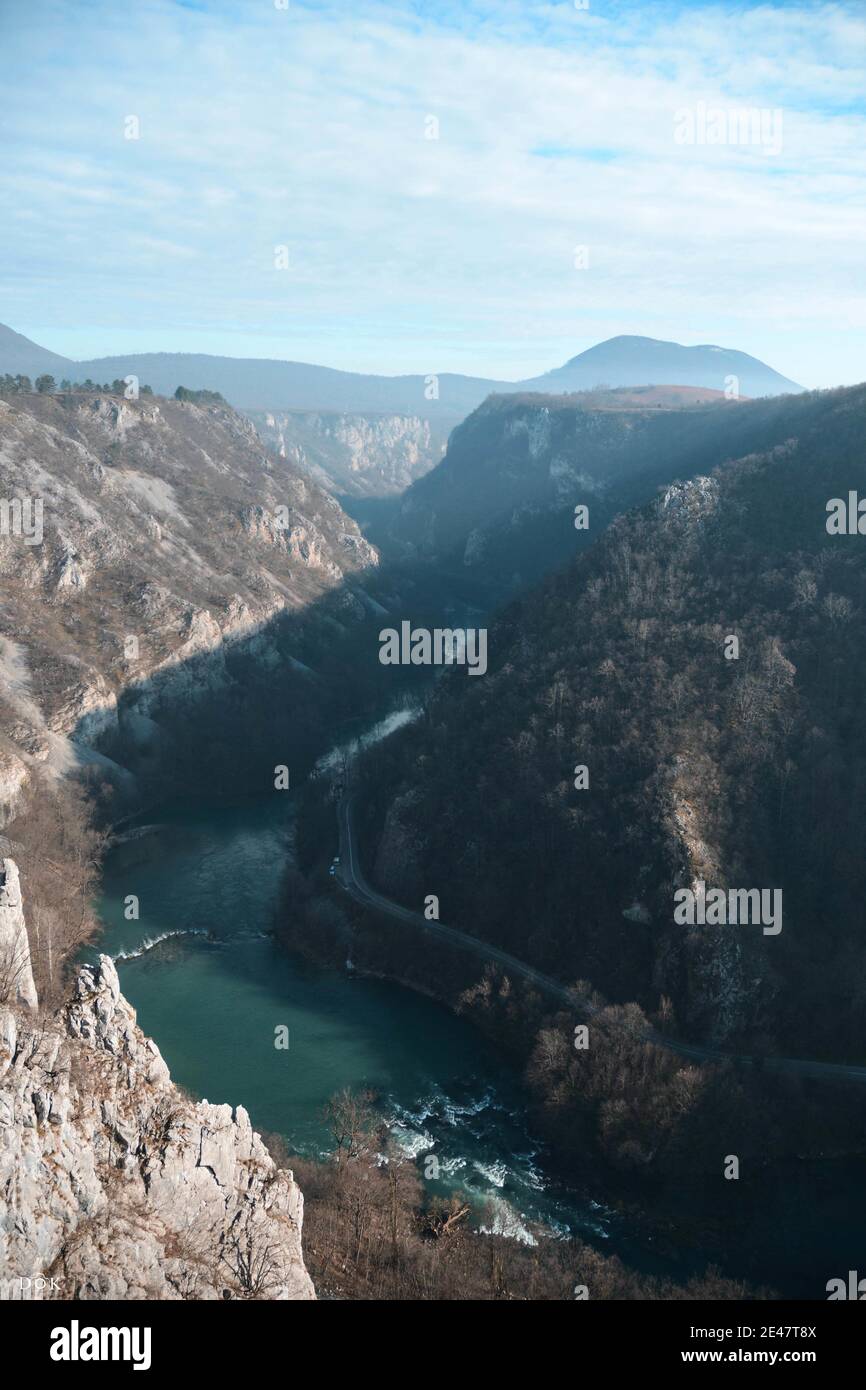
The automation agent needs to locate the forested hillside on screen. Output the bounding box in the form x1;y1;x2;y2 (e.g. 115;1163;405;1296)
392;388;829;596
357;383;866;1060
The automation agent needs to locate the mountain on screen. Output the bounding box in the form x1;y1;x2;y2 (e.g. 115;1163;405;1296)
357;381;866;1059
0;322;498;418
0;323;804;502
69;352;498;418
0;321;801;421
54;335;805;413
387;384;826;595
522;335;802;398
0;323;73;378
107;357;785;504
330;380;866;1196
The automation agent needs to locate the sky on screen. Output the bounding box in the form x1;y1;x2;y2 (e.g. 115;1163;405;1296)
0;0;864;387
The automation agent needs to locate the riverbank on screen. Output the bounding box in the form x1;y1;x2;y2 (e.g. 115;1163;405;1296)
95;798;614;1243
76;690;866;1301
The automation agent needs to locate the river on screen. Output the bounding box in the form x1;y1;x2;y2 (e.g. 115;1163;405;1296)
95;791;620;1252
93;725;866;1298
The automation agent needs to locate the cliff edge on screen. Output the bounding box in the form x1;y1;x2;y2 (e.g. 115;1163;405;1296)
0;933;314;1300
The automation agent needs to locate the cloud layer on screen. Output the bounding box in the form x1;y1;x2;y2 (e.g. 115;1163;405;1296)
1;0;864;386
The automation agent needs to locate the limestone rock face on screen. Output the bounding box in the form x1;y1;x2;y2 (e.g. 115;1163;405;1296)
0;391;380;822
250;409;445;497
0;955;314;1301
0;749;28;825
0;859;37;1012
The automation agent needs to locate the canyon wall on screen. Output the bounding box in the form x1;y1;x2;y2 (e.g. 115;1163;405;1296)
0;388;381;818
249;408;448;497
0;882;313;1300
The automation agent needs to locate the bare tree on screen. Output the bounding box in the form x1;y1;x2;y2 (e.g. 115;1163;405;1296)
323;1087;377;1166
220;1228;282;1299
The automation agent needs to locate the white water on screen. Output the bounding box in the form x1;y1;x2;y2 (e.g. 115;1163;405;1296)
113;927;212;961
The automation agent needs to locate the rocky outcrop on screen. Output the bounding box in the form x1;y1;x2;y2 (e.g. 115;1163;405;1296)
0;954;314;1301
250;409;446;496
0;859;37;1012
0;750;28;826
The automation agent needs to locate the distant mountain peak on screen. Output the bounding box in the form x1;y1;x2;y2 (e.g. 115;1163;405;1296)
0;322;72;374
0;321;803;414
534;334;801;397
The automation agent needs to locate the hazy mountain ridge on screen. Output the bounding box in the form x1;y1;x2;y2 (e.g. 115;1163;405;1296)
0;325;801;412
388;385;823;594
0;326;802;505
523;335;802;397
0;323;71;378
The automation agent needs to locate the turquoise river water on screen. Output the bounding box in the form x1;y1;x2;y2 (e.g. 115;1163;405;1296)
94;772;866;1297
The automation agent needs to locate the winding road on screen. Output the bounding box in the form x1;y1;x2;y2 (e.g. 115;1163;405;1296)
335;794;866;1086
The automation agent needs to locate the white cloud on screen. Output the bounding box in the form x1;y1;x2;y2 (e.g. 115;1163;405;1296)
0;0;863;386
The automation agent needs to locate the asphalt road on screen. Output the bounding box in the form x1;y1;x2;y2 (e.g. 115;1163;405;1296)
335;794;866;1086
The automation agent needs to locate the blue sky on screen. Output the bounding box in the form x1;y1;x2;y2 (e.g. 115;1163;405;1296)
1;0;864;386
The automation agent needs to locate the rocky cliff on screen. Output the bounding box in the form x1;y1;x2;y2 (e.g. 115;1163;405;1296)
387;386;837;594
0;388;381;817
249;408;447;496
0;923;314;1300
0;859;38;1013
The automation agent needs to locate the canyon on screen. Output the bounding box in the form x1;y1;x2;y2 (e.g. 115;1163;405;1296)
0;387;388;1300
2;369;866;1302
248;408;447;497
